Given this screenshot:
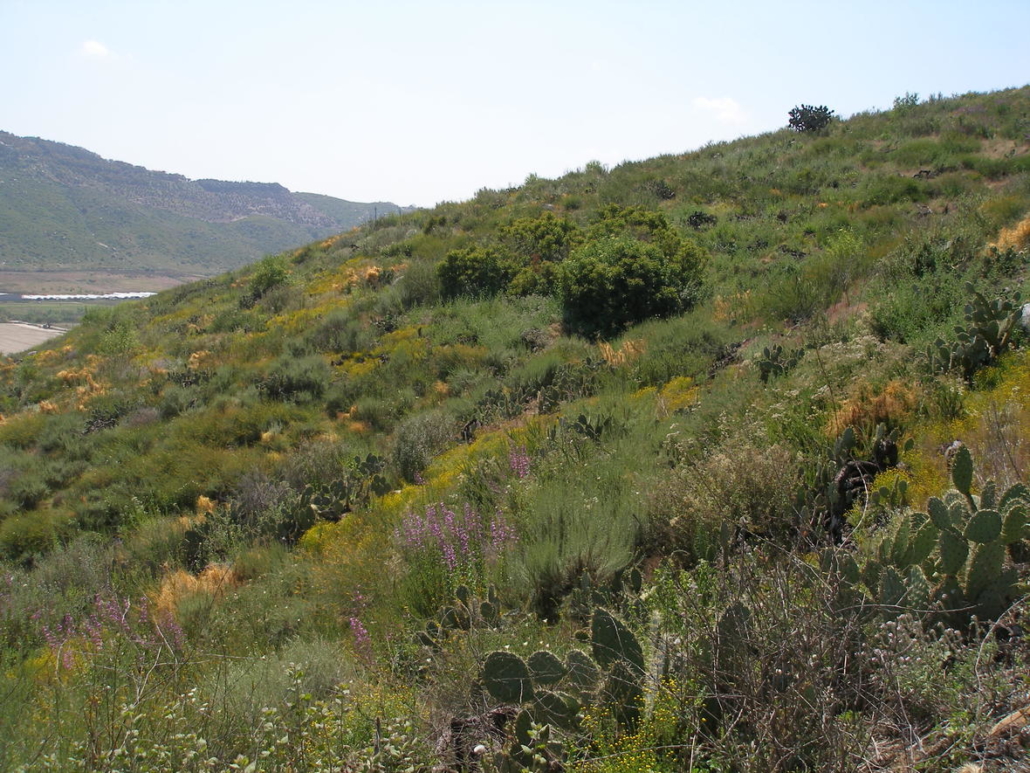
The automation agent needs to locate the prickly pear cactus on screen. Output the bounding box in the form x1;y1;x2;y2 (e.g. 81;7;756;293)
590;608;645;675
855;448;1028;626
483;651;535;703
478;605;646;766
756;343;804;383
927;285;1021;381
527;650;565;686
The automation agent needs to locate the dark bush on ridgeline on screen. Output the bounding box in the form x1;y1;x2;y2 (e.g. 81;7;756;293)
788;104;836;133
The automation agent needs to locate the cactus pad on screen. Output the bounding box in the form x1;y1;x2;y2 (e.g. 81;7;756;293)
483;651;534;703
939;529;969;576
591;608;644;675
999;483;1030;513
535;690;579;729
527;650;565;685
1001;504;1027;545
951;446;973;496
564;649;600;696
905;565;930;612
964;509;1002;544
904;520;940;567
928;498;954;531
965;541;1006;602
879;566;906;608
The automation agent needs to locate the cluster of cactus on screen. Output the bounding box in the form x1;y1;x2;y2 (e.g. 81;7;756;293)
480;608;644;770
686;210;718;230
477;386;535;423
788;104;835;133
798;424;909;539
486;718;566;773
301;454;390;522
755;344;804;383
851;446;1028;625
562;566;643;624
302;479;351;521
550;412;618;444
926;283;1022;381
416;585;507;647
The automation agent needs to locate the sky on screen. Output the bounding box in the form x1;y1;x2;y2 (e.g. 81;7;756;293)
2;0;1028;208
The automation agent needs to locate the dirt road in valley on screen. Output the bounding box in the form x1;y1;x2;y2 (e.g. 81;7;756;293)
0;322;69;354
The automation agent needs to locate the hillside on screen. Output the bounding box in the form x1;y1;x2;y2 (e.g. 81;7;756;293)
0;131;413;291
1;87;1030;771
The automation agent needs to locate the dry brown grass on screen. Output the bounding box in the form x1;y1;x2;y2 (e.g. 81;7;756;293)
154;563;240;619
187;350;213;370
991;214;1030;251
598;338;646;367
829;380;919;440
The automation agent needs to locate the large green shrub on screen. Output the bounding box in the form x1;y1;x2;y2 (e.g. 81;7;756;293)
558;235;705;337
499;211;583;264
248;254;291;300
438;246;517;300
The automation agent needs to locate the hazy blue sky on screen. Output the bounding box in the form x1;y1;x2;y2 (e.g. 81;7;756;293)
2;0;1028;207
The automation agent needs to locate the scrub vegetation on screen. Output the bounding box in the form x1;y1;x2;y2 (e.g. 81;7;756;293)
2;87;1030;771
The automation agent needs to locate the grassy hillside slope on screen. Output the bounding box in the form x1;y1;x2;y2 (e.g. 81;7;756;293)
1;87;1030;771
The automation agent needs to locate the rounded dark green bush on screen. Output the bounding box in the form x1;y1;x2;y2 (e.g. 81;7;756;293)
438;246;517;300
558;235;705;338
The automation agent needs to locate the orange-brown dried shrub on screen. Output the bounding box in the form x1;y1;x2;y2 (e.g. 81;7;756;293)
828;379;918;440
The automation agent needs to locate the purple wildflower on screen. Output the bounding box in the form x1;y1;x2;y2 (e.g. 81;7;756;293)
509;445;531;479
350;616;374;665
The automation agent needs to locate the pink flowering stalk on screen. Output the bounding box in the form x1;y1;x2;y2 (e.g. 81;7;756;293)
349;616;374;665
395;501;519;586
509;445;531;479
30;593;185;670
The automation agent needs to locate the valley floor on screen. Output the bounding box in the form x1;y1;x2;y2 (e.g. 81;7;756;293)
0;322;69;354
0;270;205;295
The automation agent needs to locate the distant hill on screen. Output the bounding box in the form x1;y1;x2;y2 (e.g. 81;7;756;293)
0;131;414;286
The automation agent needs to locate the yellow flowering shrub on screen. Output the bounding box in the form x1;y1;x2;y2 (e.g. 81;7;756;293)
658;376;698;412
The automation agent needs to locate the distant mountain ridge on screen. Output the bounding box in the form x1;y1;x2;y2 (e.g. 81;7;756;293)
0;131;414;280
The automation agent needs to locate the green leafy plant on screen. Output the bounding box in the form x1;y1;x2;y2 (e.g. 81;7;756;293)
558;237;705;338
248;254;292;299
